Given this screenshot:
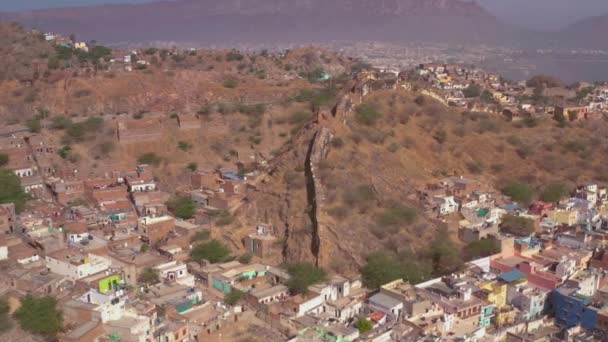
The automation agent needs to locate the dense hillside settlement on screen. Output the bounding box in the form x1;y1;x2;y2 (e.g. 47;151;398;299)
2;23;608;341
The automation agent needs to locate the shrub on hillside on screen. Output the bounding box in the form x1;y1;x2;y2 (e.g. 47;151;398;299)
501;214;535;236
190;240;231;264
355;104;382;126
502;181;533;204
138;152;162;166
375;205;417;227
286;262;327;295
166;196;196;219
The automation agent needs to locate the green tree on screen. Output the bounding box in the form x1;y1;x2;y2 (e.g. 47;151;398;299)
0;154;8;167
356;319;373;334
361;251;432;289
501;215;535;236
138;152;162;166
224;289;244;306
355;104;382;126
166;196;196;219
138;267;159;285
502;181;533;204
238;253;253;264
190;240;231;264
361;252;406;289
0;297;12;333
0;168;29;212
14;295;63;336
429;225;463;276
51;116;73;130
223;79;239;88
191;230;211;242
375;205;417;227
480;90;495;103
26;118;41;133
540;182;568;203
286;262;327;295
465;239;501;260
177;141;193;151
186;162;198;172
463;84;481;98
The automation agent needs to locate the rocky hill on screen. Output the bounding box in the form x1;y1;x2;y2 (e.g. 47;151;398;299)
0;0;524;46
228;74;608;275
3;24;608;275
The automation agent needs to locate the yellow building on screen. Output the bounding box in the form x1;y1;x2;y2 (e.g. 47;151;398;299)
478;281;518;328
546;209;578;226
437;75;452;84
494;306;517;328
479;280;507;308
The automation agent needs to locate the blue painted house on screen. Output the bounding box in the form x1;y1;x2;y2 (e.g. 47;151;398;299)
552;285;598;330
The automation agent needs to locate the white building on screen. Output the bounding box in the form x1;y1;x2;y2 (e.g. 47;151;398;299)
433;195;459;216
155;261;195;287
45;250;112;280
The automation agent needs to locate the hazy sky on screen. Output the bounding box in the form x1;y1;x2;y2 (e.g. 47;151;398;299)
1;0;607;31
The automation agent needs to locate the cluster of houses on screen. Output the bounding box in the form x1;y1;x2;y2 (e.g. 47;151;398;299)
405;176;608;340
0;126;276;341
413;63;608;122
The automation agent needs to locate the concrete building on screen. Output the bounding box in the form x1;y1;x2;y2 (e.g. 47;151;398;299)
45;250;112;281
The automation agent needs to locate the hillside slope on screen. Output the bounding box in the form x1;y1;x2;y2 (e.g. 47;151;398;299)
227;75;608;274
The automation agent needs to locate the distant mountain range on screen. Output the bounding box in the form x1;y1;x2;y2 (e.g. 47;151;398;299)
0;0;605;49
559;14;608;49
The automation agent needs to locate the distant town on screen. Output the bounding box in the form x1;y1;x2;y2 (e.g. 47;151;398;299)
3;29;608;342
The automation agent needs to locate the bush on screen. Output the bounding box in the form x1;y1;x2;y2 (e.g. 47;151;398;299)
433;130;447;144
138;152;162;166
375;205;417;227
356;319;373;333
286;262;327;295
328;206;348;219
294;85;337;110
0;168;29;212
26;118;41;133
288;111;312;125
540;182;568;203
331;137;344;148
51;116;73;130
467;160;484;175
355;104;382;126
14;295;63;336
191;230;211;242
502;181;533;204
343;185;375;206
465;239;501;259
177;141;193;151
186;162;198;172
223;79;239;88
62;117;104;144
226;50;244;62
501;214;535;236
224;289;244;305
0;154;7;167
238;253;253;264
166;196;196;219
0;297;11;333
97;141;115;157
190;240;231;264
138;267;160;285
463;84;481;98
429;225;463;276
361;251;432;289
